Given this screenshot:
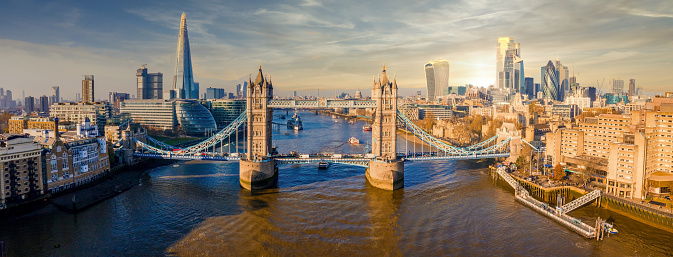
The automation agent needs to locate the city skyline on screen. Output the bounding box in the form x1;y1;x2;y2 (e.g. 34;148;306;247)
0;0;672;99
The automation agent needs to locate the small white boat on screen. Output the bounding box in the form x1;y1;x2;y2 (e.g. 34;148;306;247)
318;161;330;169
349;137;360;144
334;119;339;123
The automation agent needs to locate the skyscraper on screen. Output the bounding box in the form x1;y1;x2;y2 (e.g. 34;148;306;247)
496;37;521;90
424;59;450;101
555;60;569;101
611;79;624;94
82;75;94;103
172;12;196;99
541;61;559;101
525;77;535;99
137;65;163;99
51;86;60;104
39;96;49;113
628;79;636;97
24;96;35;113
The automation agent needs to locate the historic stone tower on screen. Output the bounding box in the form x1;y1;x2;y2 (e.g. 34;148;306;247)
367;65;404;190
240;65;277;190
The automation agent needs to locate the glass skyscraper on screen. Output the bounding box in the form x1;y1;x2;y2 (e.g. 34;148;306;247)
541;61;559;101
424;59;450;101
172;12;197;99
496;37;522;92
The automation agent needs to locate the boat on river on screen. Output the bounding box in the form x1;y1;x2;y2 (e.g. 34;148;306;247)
318;161;330;170
362;125;372;131
349;137;360;144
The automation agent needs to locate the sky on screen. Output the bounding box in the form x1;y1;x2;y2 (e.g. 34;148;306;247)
0;0;672;99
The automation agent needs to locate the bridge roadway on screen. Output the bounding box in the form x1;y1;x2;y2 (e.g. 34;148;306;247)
268;99;376;109
133;152;510;166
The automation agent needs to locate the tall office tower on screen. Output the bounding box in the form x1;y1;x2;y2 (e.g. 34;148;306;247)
172;12;196;99
496;37;521;90
137;65;164;99
24;96;35;113
628;79;636;97
424;63;435;101
554;60;569;101
611;79;624;94
193;82;199;99
236;84;242;97
51;86;60;104
424;59;450;101
584;87;597;102
75;93;81;102
82;75;94;103
525;77;535;99
5;90;12;108
39;96;49;113
541;61;559;101
242;81;248;97
293;91;297;98
512;55;524;93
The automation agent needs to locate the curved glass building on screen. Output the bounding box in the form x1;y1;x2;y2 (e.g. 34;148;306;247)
541;60;559;101
175;100;217;135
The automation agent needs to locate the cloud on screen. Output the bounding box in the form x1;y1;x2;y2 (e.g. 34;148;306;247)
1;0;672;96
624;8;673;18
300;0;322;7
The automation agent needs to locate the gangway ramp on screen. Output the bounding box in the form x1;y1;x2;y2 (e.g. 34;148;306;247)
558;189;602;215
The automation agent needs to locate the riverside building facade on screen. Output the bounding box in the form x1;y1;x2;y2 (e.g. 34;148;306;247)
547;109;673;200
120;99;216;135
0;135;43;208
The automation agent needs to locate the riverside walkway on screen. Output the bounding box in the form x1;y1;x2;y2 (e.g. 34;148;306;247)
496;166;597;238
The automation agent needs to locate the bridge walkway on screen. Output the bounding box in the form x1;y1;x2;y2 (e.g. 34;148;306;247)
496;166;596;238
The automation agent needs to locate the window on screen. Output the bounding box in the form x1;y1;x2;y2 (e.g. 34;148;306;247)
62;153;69;170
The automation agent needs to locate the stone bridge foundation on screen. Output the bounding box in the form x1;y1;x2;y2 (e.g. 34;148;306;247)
239;158;278;190
366;159;404;190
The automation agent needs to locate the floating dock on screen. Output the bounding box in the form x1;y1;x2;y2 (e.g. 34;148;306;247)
496;166;598;238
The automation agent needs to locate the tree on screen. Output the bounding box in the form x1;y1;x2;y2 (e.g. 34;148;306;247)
422;111;436;131
469;115;483;136
0;112;12;133
580;156;602;186
553;164;565;181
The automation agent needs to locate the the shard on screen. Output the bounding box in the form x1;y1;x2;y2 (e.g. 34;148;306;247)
172;12;197;99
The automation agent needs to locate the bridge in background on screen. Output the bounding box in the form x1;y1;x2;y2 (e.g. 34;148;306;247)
128;65;536;191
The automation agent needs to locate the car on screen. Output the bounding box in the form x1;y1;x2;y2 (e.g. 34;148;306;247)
665;196;671;200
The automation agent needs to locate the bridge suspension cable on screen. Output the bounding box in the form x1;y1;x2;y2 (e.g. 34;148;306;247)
182;111;247;153
397;111;510;156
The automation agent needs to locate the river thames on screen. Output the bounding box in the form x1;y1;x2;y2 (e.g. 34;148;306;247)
1;111;672;256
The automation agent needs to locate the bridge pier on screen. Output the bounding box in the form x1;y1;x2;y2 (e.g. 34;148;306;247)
366;159;404;191
239;158;278;190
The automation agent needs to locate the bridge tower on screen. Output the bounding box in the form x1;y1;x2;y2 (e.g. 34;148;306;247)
239;64;277;190
367;65;404;190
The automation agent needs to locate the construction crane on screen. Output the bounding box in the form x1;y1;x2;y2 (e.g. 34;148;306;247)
596;78;605;96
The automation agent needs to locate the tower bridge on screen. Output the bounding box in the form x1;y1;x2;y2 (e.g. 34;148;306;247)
130;65;531;191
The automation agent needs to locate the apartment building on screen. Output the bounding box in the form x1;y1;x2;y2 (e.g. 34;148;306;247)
34;133;110;193
0;135;44;207
8;116;60;134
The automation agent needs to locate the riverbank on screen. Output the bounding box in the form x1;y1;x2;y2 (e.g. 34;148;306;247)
51;159;176;213
0;158;176;220
490;165;673;234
